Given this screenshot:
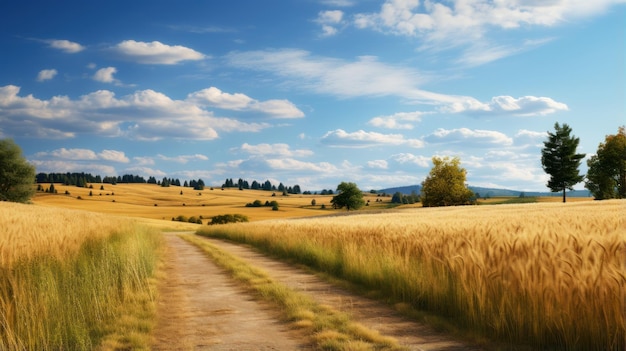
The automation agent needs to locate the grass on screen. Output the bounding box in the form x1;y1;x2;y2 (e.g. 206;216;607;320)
180;233;403;350
197;200;626;350
0;202;162;350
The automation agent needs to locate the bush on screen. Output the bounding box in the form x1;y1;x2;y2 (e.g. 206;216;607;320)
209;214;249;225
245;199;263;207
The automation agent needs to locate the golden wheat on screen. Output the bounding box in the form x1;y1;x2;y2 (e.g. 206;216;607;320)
198;200;626;350
0;201;134;266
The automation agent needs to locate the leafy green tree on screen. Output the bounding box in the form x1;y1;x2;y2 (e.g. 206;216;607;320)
585;126;626;199
541;123;586;202
391;192;403;204
0;139;36;203
421;156;474;207
331;182;365;211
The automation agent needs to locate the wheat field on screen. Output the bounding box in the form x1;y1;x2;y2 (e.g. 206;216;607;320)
32;183;374;221
0;201;162;350
198;200;626;350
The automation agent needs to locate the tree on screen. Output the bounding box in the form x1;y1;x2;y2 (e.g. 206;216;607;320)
541;123;586;202
585;126;626;199
0;139;36;203
421;156;474;207
330;182;365;211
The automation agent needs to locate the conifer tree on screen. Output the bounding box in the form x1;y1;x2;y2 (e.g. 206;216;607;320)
541;122;585;202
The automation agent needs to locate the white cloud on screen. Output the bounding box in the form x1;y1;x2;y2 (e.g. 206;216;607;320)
389;153;431;167
188;87;304;118
158;154;209;164
35;148;129;163
37;148;98;160
93;67;119;84
367;160;388;169
99;149;129;163
516;129;547;139
265;158;338;173
133;156;155;166
320;0;354;6
31;160;116;175
321;129;424;148
368;111;424;129
425;128;513;147
445;95;568;116
112;40;205;64
352;0;624;65
237;143;314;157
47;39;84;53
227;50;420;98
0;85;273;141
319;10;344;24
37;69;57;82
227;49;559;110
315;10;345;36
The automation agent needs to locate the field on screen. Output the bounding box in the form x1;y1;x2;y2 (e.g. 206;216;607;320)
32;183;396;221
197;200;626;350
0;201;162;350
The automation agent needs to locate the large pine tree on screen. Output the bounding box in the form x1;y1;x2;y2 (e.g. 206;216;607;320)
541;122;586;202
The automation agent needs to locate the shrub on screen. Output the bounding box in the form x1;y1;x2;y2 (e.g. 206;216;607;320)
245;199;263;207
209;214;249;225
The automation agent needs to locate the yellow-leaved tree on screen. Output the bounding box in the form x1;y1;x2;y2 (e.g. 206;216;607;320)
421;156;474;207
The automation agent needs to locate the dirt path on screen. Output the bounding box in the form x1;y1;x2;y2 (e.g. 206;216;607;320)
153;232;482;350
151;233;309;350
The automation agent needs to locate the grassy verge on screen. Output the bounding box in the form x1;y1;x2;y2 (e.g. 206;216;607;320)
0;224;162;350
180;234;403;351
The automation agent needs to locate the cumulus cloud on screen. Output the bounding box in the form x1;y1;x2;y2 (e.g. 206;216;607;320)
368;111;424;129
35;148;129;163
112;40;205;64
237;143;314;157
188;87;304;118
99;149;129;163
93;67;120;84
367;159;388;169
158;154;209;164
37;69;57;82
352;0;623;64
321;129;424;148
0;85;273;141
389;153;431;168
315;10;345;36
445;95;568;116
47;39;84;53
425;128;513;147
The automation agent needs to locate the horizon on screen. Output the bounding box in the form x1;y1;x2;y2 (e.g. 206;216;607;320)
1;1;624;192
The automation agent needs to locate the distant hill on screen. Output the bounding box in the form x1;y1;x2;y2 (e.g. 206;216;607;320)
378;185;591;198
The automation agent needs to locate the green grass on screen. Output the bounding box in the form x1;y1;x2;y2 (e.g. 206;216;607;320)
180;234;403;351
0;226;162;350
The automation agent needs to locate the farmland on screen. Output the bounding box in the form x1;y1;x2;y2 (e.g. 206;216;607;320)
0;201;162;350
197;200;626;350
32;183;394;222
11;183;625;349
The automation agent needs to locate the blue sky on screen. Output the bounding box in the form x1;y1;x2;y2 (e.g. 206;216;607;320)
1;0;624;191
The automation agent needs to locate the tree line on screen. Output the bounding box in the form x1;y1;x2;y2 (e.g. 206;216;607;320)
0;124;623;205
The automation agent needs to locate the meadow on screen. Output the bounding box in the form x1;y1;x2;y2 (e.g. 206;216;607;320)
197;200;626;350
0;201;162;350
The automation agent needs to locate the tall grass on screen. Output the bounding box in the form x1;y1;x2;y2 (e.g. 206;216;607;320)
0;202;162;350
197;200;626;350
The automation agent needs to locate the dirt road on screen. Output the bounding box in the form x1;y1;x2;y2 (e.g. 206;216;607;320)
153;232;482;350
